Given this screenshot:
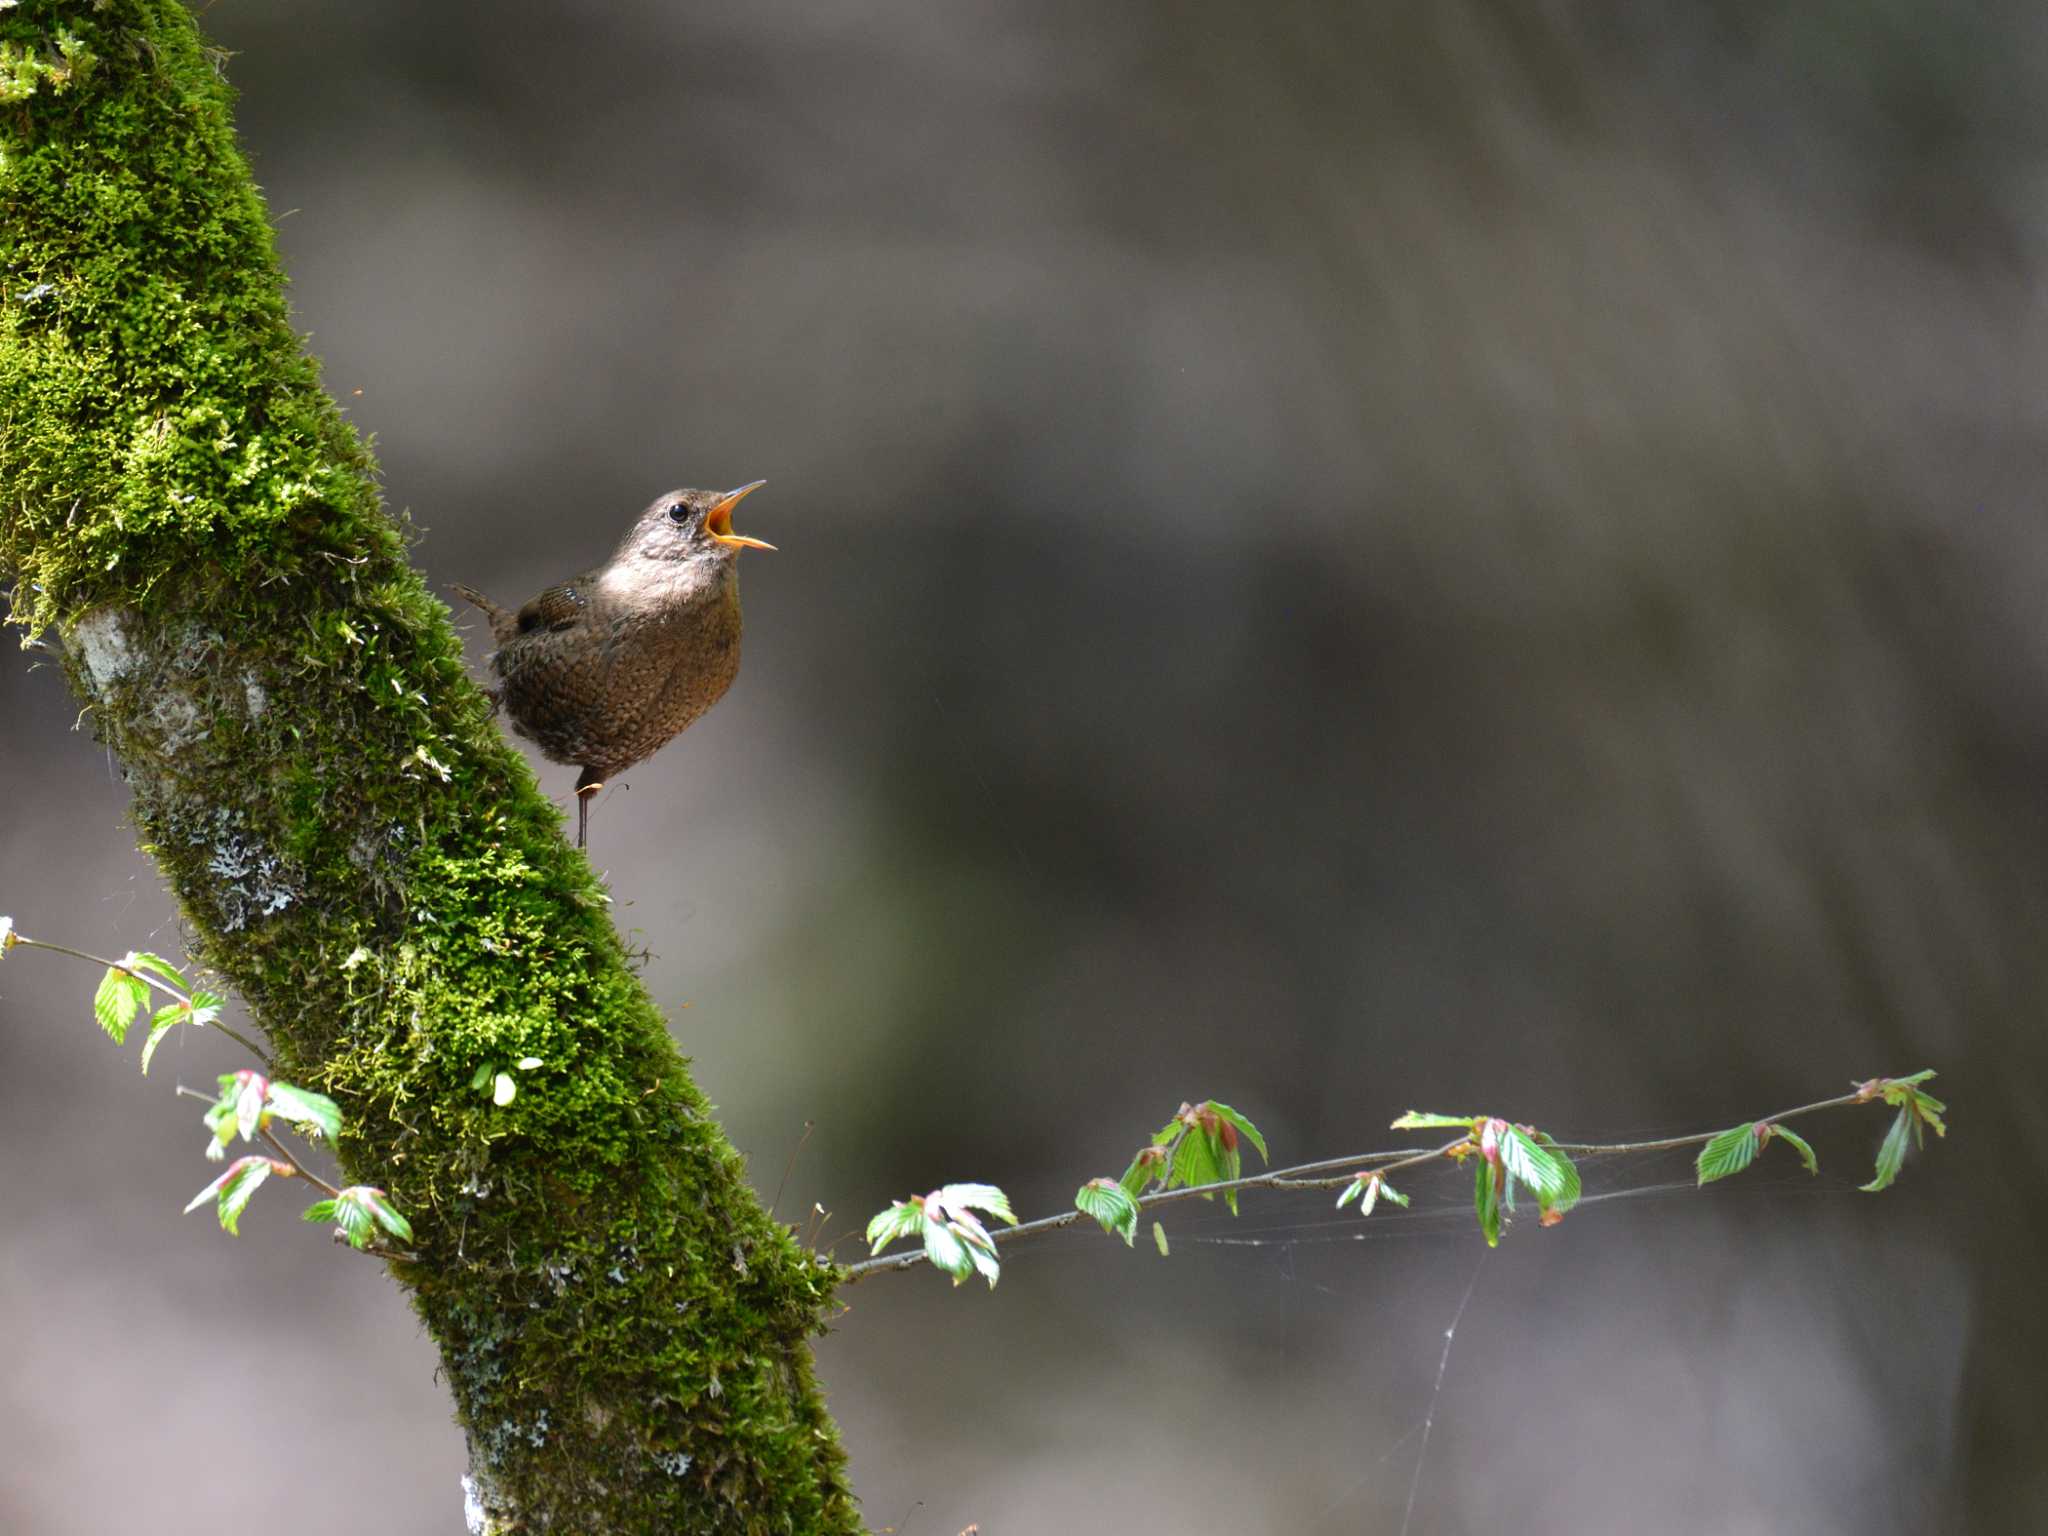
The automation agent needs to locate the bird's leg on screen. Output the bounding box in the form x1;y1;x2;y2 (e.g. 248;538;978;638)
574;767;604;850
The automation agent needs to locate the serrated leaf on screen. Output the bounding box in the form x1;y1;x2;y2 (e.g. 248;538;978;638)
1496;1126;1571;1206
217;1160;274;1236
1075;1179;1139;1245
301;1199;338;1224
1152;1115;1186;1146
1530;1132;1581;1213
332;1192;374;1249
963;1232;1002;1288
1171;1127;1224;1198
1391;1111;1477;1131
1152;1221;1169;1257
1861;1107;1912;1193
184;1156;274;1236
359;1189;414;1244
1766;1123;1819;1175
139;1003;185;1074
234;1072;267;1141
93;965;147;1043
187;990;223;1028
1474;1158;1502;1247
1205;1102;1268;1163
922;1215;972;1283
265;1082;342;1144
936;1183;1016;1225
1696;1122;1761;1185
123;951;187;990
1339;1171;1410;1217
185;1161;244;1213
1908;1090;1947;1138
1118;1145;1166;1198
864;1201;924;1252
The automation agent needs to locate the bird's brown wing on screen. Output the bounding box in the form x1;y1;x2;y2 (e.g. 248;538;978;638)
516;582;590;634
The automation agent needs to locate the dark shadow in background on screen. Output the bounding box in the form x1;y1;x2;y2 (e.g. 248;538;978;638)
2;3;2042;1531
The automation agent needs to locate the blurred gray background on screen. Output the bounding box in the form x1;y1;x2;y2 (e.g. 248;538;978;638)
3;1;2044;1530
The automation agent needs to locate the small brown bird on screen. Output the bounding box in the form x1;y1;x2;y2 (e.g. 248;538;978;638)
453;483;774;849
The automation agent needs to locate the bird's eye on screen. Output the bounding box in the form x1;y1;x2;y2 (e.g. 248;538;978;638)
666;502;690;525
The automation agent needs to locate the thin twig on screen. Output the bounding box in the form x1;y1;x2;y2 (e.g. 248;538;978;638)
12;934;272;1066
837;1080;1900;1284
259;1123;342;1198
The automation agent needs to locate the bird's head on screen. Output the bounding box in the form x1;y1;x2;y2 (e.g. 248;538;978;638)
624;482;775;569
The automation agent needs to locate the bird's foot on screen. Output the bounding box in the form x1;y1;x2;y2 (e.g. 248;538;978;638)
574;770;605;850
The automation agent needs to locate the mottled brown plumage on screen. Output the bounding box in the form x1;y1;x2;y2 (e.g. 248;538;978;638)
453;483;773;847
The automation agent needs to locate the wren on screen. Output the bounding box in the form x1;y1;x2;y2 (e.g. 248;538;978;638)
453;482;774;849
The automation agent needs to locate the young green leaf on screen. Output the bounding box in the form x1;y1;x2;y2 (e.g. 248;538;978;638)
232;1070;268;1141
332;1191;374;1249
1391;1111;1477;1131
863;1201;925;1252
934;1183;1016;1226
123;951;187;991
922;1215;973;1284
1474;1158;1503;1247
187;990;223;1029
316;1187;413;1250
1170;1126;1225;1201
93;964;148;1043
1861;1107;1913;1193
1696;1122;1762;1185
139;1003;186;1075
1076;1178;1140;1245
1204;1102;1269;1163
1764;1123;1819;1175
1338;1170;1410;1217
358;1188;414;1244
184;1155;281;1237
1118;1143;1168;1198
265;1082;342;1144
1530;1131;1582;1215
1495;1125;1572;1207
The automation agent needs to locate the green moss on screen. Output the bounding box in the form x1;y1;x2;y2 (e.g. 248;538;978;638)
0;5;859;1530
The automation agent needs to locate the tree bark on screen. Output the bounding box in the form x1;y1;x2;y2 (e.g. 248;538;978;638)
0;4;860;1530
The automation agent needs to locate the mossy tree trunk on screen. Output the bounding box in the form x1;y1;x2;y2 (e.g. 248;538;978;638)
0;4;860;1530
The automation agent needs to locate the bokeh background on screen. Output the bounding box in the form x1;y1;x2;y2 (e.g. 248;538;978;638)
4;2;2045;1530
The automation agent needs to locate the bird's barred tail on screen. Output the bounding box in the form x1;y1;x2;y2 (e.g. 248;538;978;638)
449;582;515;639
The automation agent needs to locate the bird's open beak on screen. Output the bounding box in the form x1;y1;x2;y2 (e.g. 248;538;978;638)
706;481;774;550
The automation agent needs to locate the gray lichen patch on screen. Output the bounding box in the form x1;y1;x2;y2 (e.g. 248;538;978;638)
69;606;140;694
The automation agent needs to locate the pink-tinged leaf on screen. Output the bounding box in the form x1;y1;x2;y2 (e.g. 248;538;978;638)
1204;1102;1268;1162
265;1082;342;1144
233;1071;268;1142
922;1215;972;1283
183;1156;281;1235
936;1183;1015;1225
358;1189;414;1244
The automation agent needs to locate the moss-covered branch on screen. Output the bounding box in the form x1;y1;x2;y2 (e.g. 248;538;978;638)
0;4;858;1530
